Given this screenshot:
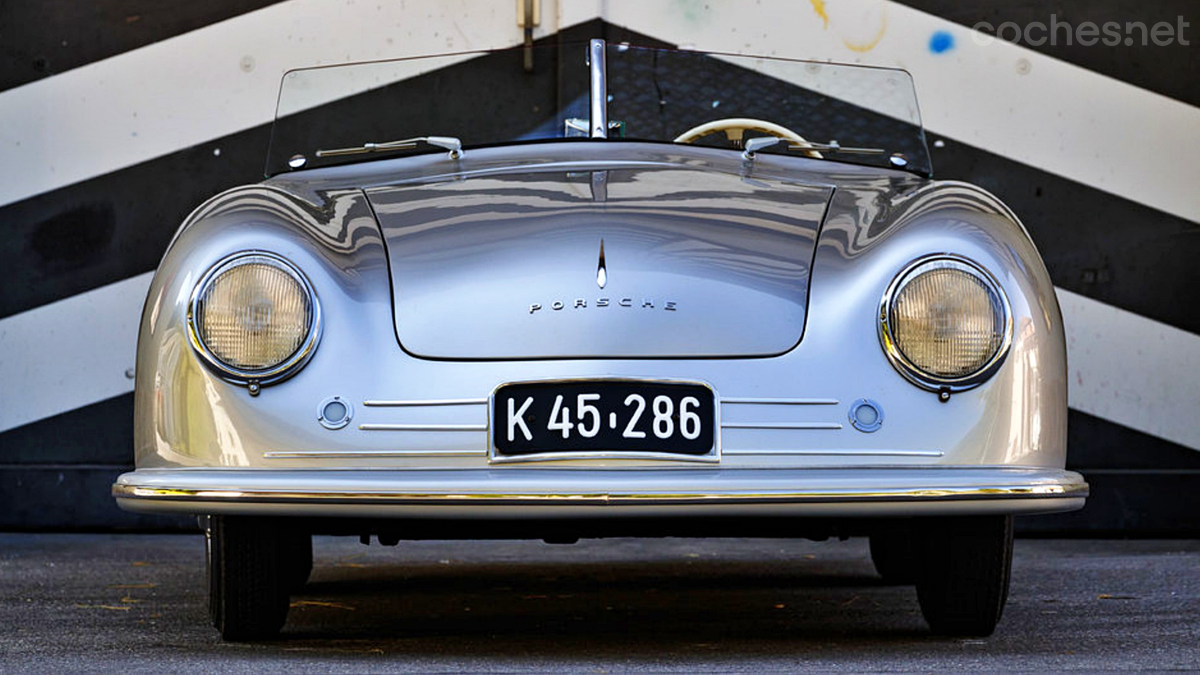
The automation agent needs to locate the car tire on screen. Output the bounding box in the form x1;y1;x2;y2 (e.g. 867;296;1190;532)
915;515;1013;637
207;515;290;641
869;525;920;584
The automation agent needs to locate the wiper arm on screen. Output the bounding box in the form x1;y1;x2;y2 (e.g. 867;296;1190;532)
792;140;886;155
742;136;885;160
315;135;463;160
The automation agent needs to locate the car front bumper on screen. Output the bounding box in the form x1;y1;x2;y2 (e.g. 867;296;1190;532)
113;467;1087;519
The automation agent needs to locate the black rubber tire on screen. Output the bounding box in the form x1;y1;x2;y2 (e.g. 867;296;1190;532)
207;516;290;641
282;531;313;593
869;525;920;584
915;515;1014;637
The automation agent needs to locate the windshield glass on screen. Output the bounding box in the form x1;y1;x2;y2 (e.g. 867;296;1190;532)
266;42;930;176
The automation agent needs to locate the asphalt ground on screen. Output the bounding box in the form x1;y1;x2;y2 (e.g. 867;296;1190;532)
0;534;1197;673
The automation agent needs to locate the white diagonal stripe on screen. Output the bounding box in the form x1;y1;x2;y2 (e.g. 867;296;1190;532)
1057;288;1200;452
2;0;1199;229
0;0;555;208
0;272;153;433
599;0;1200;225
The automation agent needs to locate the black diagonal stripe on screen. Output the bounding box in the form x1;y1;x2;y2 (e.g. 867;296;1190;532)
1019;471;1200;534
0;465;193;530
0;0;288;93
0;392;192;529
1065;410;1200;471
927;133;1200;335
895;0;1200;108
0;124;270;319
1020;410;1200;534
1;393;135;465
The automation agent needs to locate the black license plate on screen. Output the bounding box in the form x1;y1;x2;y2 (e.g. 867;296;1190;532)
492;381;715;457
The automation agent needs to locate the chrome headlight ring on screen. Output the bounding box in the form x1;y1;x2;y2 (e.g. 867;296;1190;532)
878;254;1013;394
186;250;322;388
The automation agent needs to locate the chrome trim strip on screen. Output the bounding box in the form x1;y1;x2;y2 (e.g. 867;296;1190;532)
486;376;721;464
113;481;1090;505
358;423;488;432
721;398;839;405
263;450;487;458
721;422;843;430
723;449;944;457
362;398;488;407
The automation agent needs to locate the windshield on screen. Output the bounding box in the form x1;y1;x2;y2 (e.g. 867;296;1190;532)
266;41;930;176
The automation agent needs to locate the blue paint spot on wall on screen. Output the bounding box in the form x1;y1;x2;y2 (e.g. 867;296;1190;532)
929;31;955;54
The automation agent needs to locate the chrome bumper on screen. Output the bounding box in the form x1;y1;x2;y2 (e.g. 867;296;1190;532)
113;467;1087;519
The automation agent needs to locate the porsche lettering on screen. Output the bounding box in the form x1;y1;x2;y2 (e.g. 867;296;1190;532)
529;298;678;314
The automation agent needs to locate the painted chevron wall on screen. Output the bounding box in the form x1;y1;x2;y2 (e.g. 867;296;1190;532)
1;0;1197;531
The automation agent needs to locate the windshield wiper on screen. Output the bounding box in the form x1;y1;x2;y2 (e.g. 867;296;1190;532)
315;135;463;160
742;136;886;160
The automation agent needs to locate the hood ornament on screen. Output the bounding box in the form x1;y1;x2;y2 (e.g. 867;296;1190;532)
596;239;607;289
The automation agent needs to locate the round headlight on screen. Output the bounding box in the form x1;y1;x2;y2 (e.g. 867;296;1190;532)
189;252;320;383
880;256;1011;390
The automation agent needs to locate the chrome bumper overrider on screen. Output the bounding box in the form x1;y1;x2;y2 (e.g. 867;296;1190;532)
113;467;1087;519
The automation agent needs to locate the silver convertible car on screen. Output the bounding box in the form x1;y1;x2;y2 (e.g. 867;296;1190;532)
114;40;1087;639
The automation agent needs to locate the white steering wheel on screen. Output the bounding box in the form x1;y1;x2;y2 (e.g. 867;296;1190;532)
673;117;822;158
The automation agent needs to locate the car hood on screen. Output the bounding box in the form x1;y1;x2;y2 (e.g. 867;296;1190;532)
365;165;833;360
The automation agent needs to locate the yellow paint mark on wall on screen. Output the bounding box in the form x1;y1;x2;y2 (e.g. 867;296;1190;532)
843;13;888;52
809;0;830;29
